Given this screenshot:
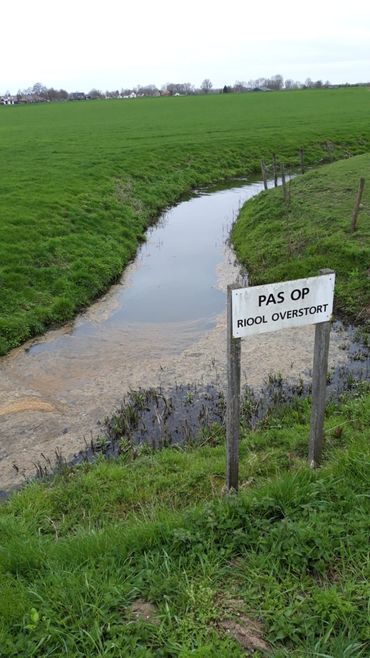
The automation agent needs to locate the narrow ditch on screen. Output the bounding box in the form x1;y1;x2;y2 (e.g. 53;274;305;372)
1;177;369;495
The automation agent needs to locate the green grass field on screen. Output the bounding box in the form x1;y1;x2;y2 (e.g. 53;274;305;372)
0;384;369;656
1;105;370;657
1;87;370;354
232;153;370;327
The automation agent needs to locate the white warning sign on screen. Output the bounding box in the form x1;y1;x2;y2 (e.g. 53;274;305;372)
232;273;335;338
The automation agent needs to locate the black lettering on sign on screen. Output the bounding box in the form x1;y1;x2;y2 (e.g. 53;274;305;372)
291;287;310;301
271;304;327;322
258;292;285;307
237;315;269;327
254;315;268;325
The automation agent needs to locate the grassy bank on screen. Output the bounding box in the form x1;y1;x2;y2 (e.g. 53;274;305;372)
0;384;369;656
232;153;370;327
1;87;370;354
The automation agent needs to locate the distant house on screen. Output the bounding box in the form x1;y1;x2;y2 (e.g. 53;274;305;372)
0;96;16;105
69;92;86;101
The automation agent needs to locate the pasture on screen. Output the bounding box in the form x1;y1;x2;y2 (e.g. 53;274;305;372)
1;89;370;656
1;87;370;353
232;153;370;326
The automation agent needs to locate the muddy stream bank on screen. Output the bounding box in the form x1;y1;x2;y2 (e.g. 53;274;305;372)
0;179;368;495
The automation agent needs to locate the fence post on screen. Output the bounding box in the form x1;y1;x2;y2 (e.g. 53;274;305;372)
260;161;268;190
308;269;334;468
226;284;241;491
325;141;334;162
351;177;365;232
281;165;288;202
272;153;278;187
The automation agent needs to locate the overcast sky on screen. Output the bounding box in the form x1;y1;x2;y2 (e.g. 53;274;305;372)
2;0;370;93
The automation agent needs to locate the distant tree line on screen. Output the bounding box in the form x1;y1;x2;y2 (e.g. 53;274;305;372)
225;75;333;92
1;81;197;104
2;76;369;105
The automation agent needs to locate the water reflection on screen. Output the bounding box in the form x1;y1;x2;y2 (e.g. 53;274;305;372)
30;181;265;354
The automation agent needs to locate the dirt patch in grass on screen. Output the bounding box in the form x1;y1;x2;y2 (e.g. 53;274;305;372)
217;597;271;654
219;615;271;654
130;599;160;625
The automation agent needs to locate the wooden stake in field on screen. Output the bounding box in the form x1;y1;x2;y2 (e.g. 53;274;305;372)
260;161;268;190
351;177;365;232
281;165;288;202
325;140;334;162
272;153;278;187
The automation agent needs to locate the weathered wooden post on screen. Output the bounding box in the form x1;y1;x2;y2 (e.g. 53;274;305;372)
226;284;241;491
281;165;288;202
325;140;334;162
287;175;292;204
308;269;335;468
351;177;365;232
272;153;278;187
260;161;268;190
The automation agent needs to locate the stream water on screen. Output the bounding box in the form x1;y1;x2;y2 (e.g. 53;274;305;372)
29;180;251;354
0;178;368;494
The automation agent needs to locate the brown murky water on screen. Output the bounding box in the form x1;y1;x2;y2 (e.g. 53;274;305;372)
0;181;361;493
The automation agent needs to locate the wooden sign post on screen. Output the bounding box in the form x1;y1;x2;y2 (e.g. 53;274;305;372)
226;270;335;491
308;319;331;467
226;284;241;491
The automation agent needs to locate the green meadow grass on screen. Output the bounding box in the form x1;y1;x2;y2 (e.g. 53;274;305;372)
232;153;370;327
1;87;370;353
1;90;369;657
0;384;369;656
